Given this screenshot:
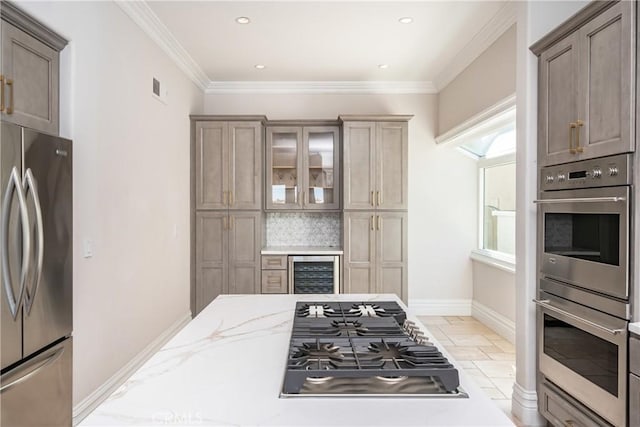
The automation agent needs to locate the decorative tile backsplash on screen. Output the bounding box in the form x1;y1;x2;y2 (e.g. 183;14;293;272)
266;213;341;247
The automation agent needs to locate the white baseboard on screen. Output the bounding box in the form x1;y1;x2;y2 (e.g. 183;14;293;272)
408;299;472;316
512;382;545;426
72;311;192;426
471;301;516;344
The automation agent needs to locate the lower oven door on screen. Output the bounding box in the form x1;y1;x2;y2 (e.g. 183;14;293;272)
535;292;627;426
537;186;629;300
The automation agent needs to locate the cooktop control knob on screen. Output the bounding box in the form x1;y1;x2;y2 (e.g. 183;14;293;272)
557;173;566;182
592;168;602;178
545;175;554;184
609;166;619;176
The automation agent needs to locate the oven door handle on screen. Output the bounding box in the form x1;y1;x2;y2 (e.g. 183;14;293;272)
533;299;626;336
533;197;626;204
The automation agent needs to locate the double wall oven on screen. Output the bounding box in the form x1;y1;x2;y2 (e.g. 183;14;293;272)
535;154;632;427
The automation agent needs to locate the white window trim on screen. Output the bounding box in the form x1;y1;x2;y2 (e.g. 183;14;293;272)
470;249;516;274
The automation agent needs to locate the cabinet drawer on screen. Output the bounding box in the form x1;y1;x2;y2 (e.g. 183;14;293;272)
261;270;287;294
630;335;640;375
261;255;287;270
540;383;606;427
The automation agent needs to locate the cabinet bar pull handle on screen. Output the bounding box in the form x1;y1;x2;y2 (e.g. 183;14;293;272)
377;191;382;206
377;215;381;231
575;120;584;153
267;259;280;265
6;79;13;115
370;215;374;231
0;75;4;112
229;191;234;206
569;122;577;154
371;191;375;206
230;215;234;229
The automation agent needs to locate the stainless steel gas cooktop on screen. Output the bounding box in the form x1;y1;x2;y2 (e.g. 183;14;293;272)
280;302;467;398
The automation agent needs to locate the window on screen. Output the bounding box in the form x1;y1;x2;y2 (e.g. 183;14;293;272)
435;99;516;270
471;125;516;265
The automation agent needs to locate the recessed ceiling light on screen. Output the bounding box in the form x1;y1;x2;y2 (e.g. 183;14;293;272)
398;17;413;24
235;17;250;24
255;64;266;70
378;64;389;69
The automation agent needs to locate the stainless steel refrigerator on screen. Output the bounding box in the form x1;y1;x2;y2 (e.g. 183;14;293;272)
0;121;72;426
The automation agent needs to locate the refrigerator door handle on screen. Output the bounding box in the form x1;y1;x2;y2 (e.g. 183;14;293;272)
23;169;44;315
1;166;31;319
0;346;64;394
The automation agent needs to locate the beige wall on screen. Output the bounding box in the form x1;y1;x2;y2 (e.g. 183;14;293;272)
438;25;516;134
472;262;515;323
204;93;478;302
16;1;203;405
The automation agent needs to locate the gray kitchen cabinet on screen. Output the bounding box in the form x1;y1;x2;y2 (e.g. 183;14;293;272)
342;118;409;210
195;119;262;210
630;335;640;427
1;3;67;135
532;1;634;167
195;212;227;314
265;125;340;211
343;211;408;302
261;255;288;294
195;211;261;313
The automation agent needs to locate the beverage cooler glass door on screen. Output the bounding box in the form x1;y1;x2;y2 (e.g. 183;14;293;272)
538;186;629;299
288;256;339;294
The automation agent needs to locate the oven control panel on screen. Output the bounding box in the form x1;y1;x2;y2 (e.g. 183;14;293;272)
540;153;632;191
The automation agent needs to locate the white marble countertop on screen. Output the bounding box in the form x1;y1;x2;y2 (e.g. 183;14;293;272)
81;294;514;426
262;246;343;255
629;322;640;335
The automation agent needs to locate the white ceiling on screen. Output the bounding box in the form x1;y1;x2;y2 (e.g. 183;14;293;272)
141;1;511;90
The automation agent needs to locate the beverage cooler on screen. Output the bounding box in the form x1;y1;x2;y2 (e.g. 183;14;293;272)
288;256;339;294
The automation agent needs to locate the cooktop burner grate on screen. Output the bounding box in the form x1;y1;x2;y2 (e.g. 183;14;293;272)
283;302;462;397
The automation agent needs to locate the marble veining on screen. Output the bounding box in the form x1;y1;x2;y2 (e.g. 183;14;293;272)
81;294;514;426
266;212;341;247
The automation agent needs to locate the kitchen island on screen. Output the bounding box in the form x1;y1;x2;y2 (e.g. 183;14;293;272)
81;294;514;426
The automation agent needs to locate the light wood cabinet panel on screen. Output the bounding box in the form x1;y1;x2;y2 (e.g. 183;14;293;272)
630;374;640;427
343;212;375;294
195;212;228;312
228;211;261;294
535;1;635;167
229;122;262;210
343;120;408;210
577;1;634;159
261;255;287;270
261;270;288;294
343;122;376;210
343;211;407;302
376;122;408;210
376;212;408;301
195;120;262;210
195;122;228;210
1;21;59;135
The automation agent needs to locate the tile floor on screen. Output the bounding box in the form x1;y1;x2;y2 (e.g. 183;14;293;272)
417;315;524;427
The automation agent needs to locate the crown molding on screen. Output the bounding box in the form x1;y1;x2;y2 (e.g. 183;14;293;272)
114;0;210;90
433;1;517;91
205;80;436;94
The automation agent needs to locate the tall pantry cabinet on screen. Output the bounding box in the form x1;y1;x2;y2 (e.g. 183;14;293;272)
341;116;411;303
191;116;264;315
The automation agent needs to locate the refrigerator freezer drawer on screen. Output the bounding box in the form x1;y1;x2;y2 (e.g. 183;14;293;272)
0;337;72;427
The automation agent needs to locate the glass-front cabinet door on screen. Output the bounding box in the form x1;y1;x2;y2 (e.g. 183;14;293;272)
266;127;303;209
303;127;340;210
266;125;340;210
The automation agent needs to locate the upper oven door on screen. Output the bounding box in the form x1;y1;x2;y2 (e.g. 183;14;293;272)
537;186;629;300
